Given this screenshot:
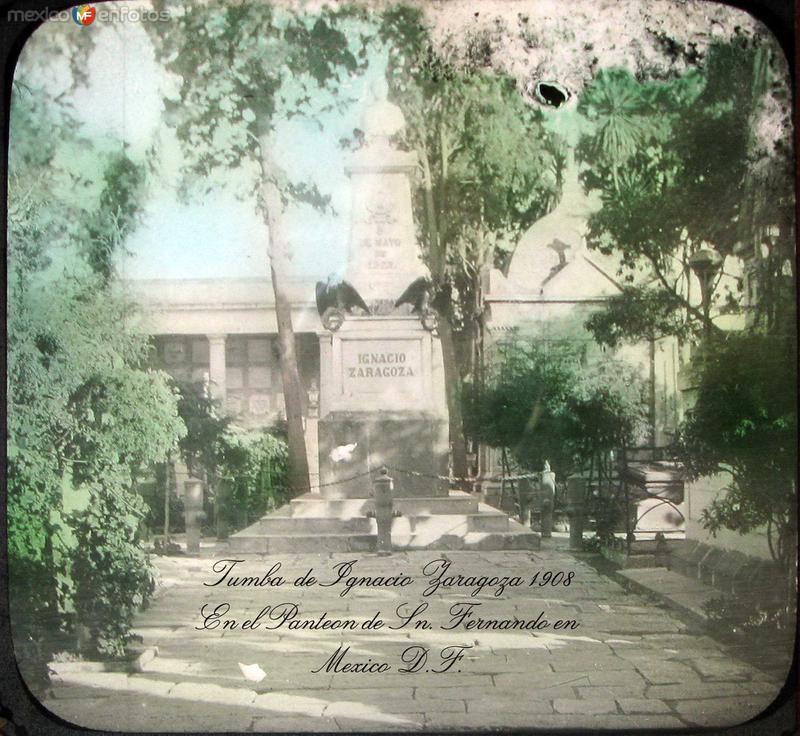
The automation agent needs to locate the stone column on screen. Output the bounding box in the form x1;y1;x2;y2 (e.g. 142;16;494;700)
206;334;227;402
566;475;586;552
306;380;320;494
540;464;556;538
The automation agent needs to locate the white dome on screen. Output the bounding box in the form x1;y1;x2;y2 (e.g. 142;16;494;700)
507;154;601;292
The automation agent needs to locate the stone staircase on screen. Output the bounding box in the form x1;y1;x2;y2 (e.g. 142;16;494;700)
222;490;540;554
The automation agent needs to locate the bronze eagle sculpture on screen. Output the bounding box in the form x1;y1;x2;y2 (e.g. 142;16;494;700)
315;274;370;317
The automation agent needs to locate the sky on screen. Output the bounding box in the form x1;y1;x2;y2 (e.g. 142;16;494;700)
15;9;394;282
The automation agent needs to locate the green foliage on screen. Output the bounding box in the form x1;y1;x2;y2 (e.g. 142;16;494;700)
703;594;792;644
464;337;647;475
163;380;289;532
148;1;367;195
677;333;797;564
146;2;379;492
216;426;290;529
69;489;155;658
578;42;795;566
389;39;564;323
384;23;565;478
85;154;146;281
174;379;230;478
8;61;186;670
579;40;794;344
585;286;691;346
7;270;186;661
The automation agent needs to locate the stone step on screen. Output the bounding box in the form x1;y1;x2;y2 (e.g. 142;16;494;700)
222;492;539;553
461;530;541;551
289;492;479;517
250;515;376;534
246;510;508;536
226;533;376;554
225;527;540;554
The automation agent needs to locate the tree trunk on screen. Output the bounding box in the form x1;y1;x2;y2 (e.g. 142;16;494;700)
648;336;657;447
418;147;469;486
438;316;469;486
258;143;310;496
270;261;311;495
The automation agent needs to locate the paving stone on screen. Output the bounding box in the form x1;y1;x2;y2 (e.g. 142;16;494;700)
327;673;494;690
553;698;618;714
672;694;776;727
40;548;785;732
168;681;256;706
49;671;131;690
616;697;673;714
576;685;647;699
549;656;634;672
634;662;703;684
126;676;177;696
46;695;257;732
647;680;779;700
687;656;757;681
420;689;486;705
334;715;425;731
324;700;426;725
587;669;648;686
252;691;330;717
46;685;119;700
251;715;342;731
424;712;557;730
465;698;553;715
626;715;688;729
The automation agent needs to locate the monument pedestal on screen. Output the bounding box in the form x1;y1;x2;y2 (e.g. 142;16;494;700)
318;412;448;498
317;316;448;498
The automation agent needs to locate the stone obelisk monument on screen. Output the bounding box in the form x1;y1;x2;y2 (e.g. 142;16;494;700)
316;77;448;498
345;77;428;310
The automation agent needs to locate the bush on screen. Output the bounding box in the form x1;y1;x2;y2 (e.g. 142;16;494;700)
216;426;290;531
7;275;186;673
678;332;797;566
69;487;156;658
465;337;647;476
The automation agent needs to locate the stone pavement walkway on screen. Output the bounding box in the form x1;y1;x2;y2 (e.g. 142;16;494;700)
40;545;789;732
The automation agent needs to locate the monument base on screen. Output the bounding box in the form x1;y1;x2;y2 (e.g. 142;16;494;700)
318;412;448;498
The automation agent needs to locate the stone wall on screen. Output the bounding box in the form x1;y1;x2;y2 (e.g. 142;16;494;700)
684;472;774;562
152;332;320;428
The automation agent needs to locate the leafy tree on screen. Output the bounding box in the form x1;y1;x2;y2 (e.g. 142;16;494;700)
161;380;289;536
85;153;146;282
380;11;564;479
464;338;646;479
678;333;797;567
8;60;186;674
579;40;793;345
578;39;796;573
146;1;380;494
8;268;186;662
215;426;290;531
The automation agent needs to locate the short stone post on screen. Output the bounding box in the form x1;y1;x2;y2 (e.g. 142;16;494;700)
654;531;669;567
566;475;586;551
540;462;556;539
368;467;396;555
184;478;205;555
517;476;534;528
